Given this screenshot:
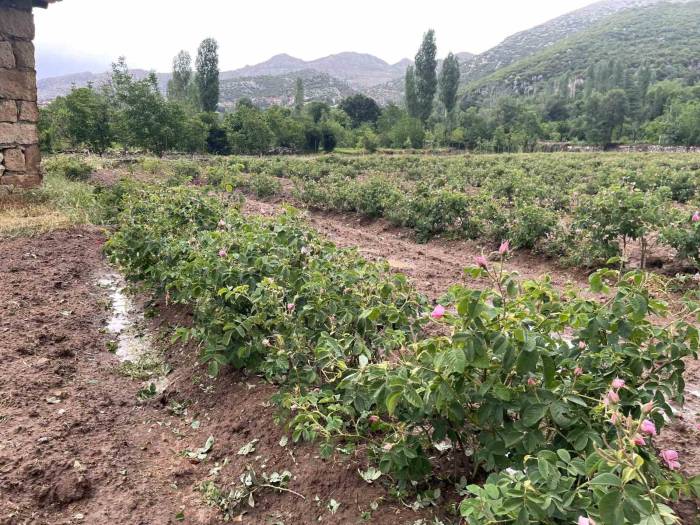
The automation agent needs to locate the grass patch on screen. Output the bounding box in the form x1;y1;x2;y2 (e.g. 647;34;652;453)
0;172;104;238
118;351;170;380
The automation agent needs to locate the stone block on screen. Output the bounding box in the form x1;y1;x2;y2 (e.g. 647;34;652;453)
2;147;25;171
0;7;34;40
18;100;37;122
0;99;17;122
0;172;41;188
0;122;38;144
12;40;34;69
0;41;15;69
23;143;39;170
0;68;36;100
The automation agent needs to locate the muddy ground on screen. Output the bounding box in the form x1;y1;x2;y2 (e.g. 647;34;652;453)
0;229;428;524
1;195;699;523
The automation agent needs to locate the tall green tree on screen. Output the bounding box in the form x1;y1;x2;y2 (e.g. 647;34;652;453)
404;65;419;118
339;94;381;127
109;62;184;155
294;78;305;114
167;50;193;103
438;52;460;117
63;85;114;154
414;29;438;122
196;38;220;112
224;105;274;155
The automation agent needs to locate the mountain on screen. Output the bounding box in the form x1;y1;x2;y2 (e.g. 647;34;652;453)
37;51;412;104
465;0;700;97
459;0;678;85
222;54;307;79
37;70;169;103
219;69;356;109
38;0;695;109
226;52;411;88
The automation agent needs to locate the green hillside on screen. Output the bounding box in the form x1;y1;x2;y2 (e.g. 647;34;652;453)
467;1;700;96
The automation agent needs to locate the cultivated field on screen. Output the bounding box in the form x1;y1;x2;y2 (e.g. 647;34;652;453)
1;152;700;524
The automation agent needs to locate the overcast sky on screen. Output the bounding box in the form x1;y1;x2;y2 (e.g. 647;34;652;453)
34;0;596;78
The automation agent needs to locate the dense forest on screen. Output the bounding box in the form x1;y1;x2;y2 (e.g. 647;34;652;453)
38;2;700;156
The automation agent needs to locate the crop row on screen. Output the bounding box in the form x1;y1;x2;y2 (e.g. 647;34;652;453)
106;182;700;524
233;153;700;270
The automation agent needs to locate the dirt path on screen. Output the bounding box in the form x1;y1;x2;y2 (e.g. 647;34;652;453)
0;228;188;524
0;228;426;524
243;198;591;302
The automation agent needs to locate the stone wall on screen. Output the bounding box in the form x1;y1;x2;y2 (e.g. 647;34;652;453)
0;0;40;187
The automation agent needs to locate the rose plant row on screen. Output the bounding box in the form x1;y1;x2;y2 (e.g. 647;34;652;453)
106;182;700;524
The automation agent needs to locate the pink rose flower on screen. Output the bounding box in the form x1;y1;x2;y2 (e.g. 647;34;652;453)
498;240;510;255
218;219;226;227
574;367;583;376
368;415;380;424
218;249;227;257
610;413;619;424
642;401;654;414
633;435;646;446
527;378;537;386
692;212;700;223
578;517;595;525
605;390;620;405
287;303;295;312
611;378;625;390
640;419;657;436
474;255;488;269
431;305;446;319
578;340;586;350
660;449;680;470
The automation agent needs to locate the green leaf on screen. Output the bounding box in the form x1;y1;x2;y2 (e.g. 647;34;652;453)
443;347;466;374
556;449;571;463
521;404;547;427
599;491;624;525
516;348;539;374
589;473;622;487
549;402;574;428
386;392;401;416
403;386;423;409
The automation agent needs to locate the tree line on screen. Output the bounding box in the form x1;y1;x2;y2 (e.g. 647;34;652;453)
39;32;700;156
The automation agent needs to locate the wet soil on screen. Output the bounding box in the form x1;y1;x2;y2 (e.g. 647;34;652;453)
0;228;427;524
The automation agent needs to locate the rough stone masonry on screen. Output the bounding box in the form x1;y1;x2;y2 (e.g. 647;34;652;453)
0;0;53;187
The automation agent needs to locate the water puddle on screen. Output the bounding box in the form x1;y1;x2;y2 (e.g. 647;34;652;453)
97;272;169;394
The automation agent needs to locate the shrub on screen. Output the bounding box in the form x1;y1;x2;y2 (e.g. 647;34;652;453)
661;209;700;270
42;155;93;181
106;184;426;380
140;157;162;174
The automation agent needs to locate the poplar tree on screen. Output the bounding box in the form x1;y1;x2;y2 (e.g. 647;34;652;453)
167;50;192;103
196;38;220;112
438;52;460;117
414;29;437;122
404;65;419;118
294;78;305;114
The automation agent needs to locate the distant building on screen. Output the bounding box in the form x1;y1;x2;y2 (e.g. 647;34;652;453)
0;0;58;187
